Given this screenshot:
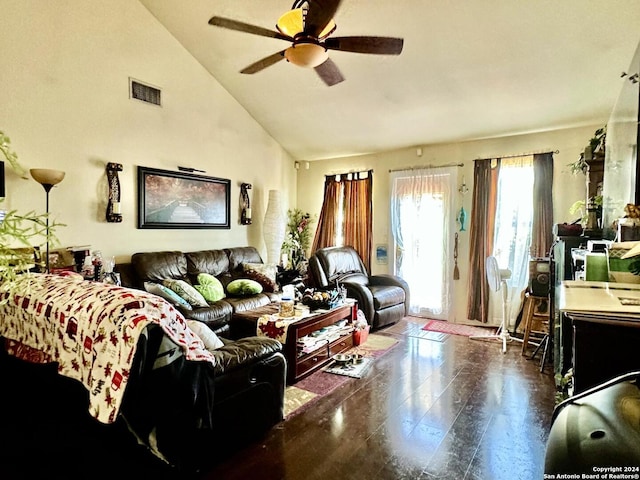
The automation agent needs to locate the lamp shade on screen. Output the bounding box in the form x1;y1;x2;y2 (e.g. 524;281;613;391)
284;43;329;68
30;168;65;186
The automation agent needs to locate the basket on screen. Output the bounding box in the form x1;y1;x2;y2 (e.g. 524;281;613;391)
353;325;370;346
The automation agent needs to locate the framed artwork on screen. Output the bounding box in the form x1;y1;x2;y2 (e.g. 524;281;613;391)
376;244;388;264
137;166;231;229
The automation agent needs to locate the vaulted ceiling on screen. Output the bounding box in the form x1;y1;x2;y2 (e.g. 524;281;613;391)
140;0;640;160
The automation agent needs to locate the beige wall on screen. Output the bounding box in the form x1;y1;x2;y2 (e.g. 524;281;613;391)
296;125;599;324
1;0;296;264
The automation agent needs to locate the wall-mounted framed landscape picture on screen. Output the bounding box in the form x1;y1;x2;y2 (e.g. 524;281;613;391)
137;166;231;229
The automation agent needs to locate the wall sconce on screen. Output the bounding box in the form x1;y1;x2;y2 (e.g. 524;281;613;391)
106;162;123;223
240;182;252;225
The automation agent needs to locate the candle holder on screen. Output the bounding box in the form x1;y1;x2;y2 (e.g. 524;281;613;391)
106;162;123;223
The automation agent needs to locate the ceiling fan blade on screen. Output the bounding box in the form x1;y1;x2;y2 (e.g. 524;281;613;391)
208;16;292;41
304;0;342;37
325;36;404;55
240;50;287;74
314;57;345;86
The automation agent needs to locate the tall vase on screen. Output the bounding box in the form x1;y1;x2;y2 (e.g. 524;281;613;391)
263;190;286;265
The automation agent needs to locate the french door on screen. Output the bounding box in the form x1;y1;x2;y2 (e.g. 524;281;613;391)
390;167;458;319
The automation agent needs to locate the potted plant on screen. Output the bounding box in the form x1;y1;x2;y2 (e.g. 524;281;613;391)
568;126;607;175
0;130;62;292
281;208;316;274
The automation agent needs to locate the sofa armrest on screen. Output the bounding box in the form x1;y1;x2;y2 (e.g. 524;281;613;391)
211;337;282;375
370;274;410;315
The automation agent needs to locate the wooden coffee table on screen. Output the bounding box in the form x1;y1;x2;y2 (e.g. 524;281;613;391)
285;303;356;383
234;302;357;383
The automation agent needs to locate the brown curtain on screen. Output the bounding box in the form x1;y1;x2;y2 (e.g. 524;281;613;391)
466;159;499;323
343;172;373;272
312;176;341;252
311;171;374;271
531;152;554;258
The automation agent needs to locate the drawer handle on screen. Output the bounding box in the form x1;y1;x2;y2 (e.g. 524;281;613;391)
312;357;318;362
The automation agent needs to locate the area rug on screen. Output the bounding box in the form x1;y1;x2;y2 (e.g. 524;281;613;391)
283;333;398;419
422;320;497;337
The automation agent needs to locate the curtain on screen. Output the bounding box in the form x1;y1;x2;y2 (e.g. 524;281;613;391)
467;159;499;323
312;176;341;252
312;171;373;271
531;152;555;258
492;156;534;324
343;172;373;272
390;167;457;318
467;153;553;325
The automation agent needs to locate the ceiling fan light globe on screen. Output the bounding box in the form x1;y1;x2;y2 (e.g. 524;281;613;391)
277;8;336;39
284;43;328;68
276;9;304;37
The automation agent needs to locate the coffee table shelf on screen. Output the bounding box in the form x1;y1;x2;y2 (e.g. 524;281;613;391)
286;303;356;383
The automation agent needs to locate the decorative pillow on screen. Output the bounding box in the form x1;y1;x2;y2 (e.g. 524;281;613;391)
162;279;208;307
243;262;278;293
226;278;263;297
144;281;193;310
187;320;224;350
194;273;226;302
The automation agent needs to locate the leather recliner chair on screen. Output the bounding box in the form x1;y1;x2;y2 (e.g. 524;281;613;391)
308;246;410;330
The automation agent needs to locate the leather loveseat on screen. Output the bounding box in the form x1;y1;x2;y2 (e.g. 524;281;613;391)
308;246;410;330
118;246;278;339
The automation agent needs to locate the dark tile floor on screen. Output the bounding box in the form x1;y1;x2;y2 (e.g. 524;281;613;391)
200;317;557;480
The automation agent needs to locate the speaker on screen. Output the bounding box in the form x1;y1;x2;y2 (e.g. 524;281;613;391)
529;257;550;296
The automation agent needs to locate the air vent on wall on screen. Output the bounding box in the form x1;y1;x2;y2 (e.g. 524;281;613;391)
129;78;162;106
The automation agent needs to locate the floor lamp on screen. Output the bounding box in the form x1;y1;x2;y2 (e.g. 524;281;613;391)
30;168;65;273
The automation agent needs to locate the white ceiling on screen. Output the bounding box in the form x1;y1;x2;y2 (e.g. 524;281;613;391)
140;0;640;161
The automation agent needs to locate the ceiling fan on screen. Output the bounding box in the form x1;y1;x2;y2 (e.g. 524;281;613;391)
208;0;404;86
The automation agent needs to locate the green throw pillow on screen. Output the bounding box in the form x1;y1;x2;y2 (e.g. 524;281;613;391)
195;273;226;302
226;278;263;296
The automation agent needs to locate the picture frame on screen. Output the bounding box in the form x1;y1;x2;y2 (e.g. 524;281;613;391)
376;244;388;264
137;166;231;229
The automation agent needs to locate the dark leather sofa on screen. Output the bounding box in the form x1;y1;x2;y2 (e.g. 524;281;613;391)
114;247;289;468
309;246;410;330
118;246;278;339
0;246;289;473
120;325;286;471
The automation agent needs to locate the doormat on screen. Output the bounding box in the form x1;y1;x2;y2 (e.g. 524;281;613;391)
283;333;398;419
422;320;497;337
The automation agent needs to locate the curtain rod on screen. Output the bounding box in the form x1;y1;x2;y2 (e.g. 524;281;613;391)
325;169;372;178
389;162;463;173
475;149;559;161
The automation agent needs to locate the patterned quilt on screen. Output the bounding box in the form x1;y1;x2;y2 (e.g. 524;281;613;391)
0;273;216;423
